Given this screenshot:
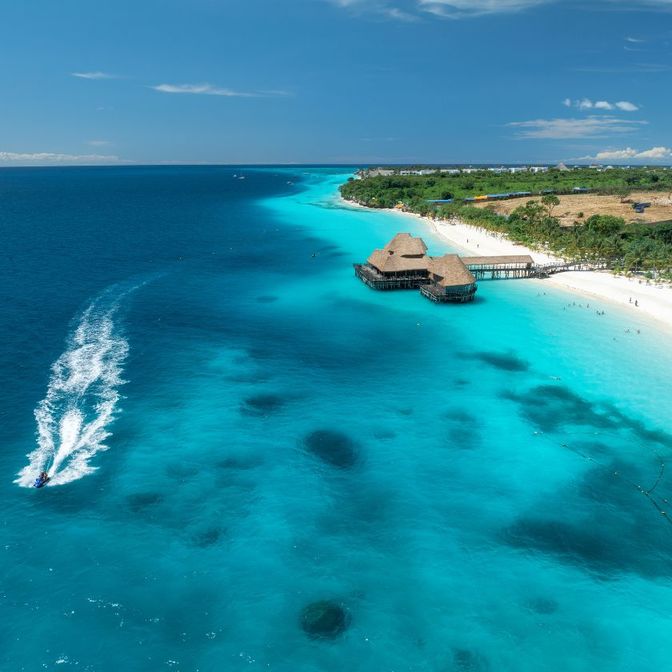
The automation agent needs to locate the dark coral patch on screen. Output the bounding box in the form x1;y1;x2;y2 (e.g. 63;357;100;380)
504;384;672;445
444;409;476;423
453;649;490;671
527;597;559;615
218;455;263;470
240;393;286;416
191;527;224;548
227;372;271;384
448;427;478;447
300;600;349;639
444;409;480;448
303;429;358;468
504;518;621;574
469;351;529;372
127;492;163;512
503;451;672;580
502;385;619;433
504;512;672;579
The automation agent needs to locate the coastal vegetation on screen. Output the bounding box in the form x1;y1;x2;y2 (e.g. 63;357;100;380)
341;168;672;278
342;167;672;206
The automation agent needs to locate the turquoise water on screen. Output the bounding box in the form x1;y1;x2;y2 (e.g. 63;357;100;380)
2;166;672;671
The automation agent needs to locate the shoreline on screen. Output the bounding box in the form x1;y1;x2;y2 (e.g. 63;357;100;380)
340;195;672;332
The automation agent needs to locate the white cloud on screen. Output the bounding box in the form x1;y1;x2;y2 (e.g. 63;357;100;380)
419;0;549;18
594;148;639;160
71;71;117;80
330;0;672;20
384;6;420;19
630;0;672;8
574;63;671;73
0;151;122;165
327;0;422;19
580;146;672;161
636;146;672;159
150;83;285;97
508;116;647;139
564;98;639;112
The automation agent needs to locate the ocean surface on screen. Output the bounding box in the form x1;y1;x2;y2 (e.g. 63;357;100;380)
2;166;672;672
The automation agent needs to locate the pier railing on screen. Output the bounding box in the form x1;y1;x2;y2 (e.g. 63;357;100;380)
531;261;608;278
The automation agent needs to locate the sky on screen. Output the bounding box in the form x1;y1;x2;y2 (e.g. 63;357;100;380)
0;0;671;166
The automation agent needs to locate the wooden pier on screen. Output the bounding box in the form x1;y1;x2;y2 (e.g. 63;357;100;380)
463;257;606;280
462;255;534;280
531;261;608;278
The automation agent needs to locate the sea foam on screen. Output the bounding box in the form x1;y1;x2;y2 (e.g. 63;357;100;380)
15;286;134;487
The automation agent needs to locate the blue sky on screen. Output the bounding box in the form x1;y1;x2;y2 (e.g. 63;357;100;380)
1;0;671;165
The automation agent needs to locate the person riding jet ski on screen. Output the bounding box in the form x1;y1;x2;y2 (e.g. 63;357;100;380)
34;471;50;488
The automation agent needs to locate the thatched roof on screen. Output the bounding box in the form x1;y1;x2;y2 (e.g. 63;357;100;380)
427;255;476;288
368;249;429;273
462;255;534;266
367;233;429;273
385;233;428;257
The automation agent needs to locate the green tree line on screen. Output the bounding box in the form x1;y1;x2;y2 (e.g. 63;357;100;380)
342;167;672;205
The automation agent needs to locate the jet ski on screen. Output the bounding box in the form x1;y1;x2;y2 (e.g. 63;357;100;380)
33;471;50;488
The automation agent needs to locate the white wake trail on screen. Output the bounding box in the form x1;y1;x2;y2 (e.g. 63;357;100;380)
15;289;132;487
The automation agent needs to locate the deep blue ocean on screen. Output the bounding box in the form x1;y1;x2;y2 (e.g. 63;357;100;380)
2;166;672;671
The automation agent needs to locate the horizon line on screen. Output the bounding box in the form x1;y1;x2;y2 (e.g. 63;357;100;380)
1;161;671;169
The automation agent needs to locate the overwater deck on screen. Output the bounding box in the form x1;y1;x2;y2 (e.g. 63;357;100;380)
419;283;476;303
354;264;427;290
354;264;476;303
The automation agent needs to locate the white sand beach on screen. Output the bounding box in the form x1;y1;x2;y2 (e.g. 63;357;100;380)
426;217;672;329
341;197;672;330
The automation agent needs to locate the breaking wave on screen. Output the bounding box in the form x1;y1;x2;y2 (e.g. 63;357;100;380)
15;286;136;487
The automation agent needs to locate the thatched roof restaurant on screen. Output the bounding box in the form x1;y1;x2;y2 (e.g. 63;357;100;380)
355;233;477;303
354;234;540;303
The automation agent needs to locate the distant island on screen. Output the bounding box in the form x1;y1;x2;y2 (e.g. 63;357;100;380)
340;166;672;279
